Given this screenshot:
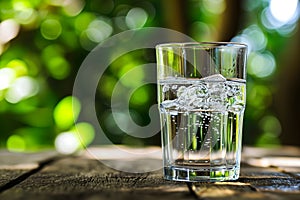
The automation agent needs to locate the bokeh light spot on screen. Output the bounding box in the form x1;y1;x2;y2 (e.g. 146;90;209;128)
119;65;145;88
270;0;298;23
256;132;281;147
7;135;26;152
86;18;113;43
12;0;31;10
260;115;282;136
231;34;252;53
0;19;20;44
248;51;276;78
42;44;64;60
74;12;96;33
15;8;38;25
63;0;85;16
40;19;62;40
261;0;299;34
115;16;128;31
125;7;148;29
130;86;149;106
55;132;80;154
7;59;28;76
5;76;39;104
243;25;267;51
191;22;214;41
47;56;70;80
0;68;16;90
98;75;117;98
79;31;97;51
256;114;282;147
231;24;267;53
48;0;66;6
73;122;95;147
202;0;226;15
247;84;272;110
53;96;81;130
103;112;124;135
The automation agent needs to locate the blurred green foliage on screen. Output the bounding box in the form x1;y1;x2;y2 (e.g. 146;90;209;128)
0;0;299;151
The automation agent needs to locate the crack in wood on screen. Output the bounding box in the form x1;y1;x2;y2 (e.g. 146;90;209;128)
131;174;149;187
187;181;262;200
0;157;60;193
186;182;203;200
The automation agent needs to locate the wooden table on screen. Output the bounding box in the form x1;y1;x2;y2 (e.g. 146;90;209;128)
0;146;299;200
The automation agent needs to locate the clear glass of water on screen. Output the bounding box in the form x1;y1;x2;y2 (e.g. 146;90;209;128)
156;42;247;182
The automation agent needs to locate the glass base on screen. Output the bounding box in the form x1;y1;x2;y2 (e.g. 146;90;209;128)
163;166;240;182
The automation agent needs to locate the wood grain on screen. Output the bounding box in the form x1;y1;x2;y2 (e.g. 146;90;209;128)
0;146;299;200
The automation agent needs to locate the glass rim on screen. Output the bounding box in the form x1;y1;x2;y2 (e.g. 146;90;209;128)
156;42;247;49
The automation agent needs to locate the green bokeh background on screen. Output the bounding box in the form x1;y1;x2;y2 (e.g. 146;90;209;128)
0;0;299;152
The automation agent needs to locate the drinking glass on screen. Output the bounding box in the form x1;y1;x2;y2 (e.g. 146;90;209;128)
156;42;247;182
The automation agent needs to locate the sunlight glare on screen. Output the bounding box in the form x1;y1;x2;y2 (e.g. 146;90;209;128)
270;0;298;23
5;76;39;103
55;132;80;154
0;19;20;44
0;68;16;90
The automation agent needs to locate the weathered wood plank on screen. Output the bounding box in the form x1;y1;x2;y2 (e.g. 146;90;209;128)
0;146;299;200
239;166;300;193
0;169;29;188
0;155;193;200
0;150;58;166
191;146;300;200
191;184;300;200
191;167;300;200
0;150;58;189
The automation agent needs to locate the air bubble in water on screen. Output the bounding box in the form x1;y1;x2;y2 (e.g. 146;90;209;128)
162;85;170;92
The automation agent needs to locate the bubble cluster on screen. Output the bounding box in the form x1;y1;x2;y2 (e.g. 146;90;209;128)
160;74;245;112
